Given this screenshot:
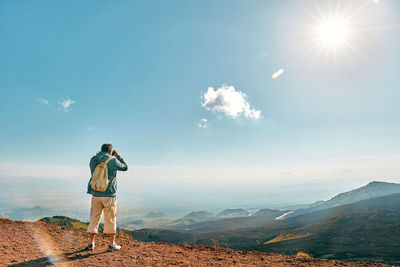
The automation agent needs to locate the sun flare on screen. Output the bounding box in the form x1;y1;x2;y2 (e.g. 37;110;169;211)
313;17;350;49
303;0;379;61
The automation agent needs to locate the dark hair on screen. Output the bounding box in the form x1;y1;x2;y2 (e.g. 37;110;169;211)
101;143;113;152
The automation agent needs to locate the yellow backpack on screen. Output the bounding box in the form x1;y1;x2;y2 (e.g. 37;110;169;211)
90;157;113;192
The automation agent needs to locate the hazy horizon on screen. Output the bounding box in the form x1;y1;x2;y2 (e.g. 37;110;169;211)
1;165;399;221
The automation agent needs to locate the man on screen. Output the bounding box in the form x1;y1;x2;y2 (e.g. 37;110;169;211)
87;143;128;251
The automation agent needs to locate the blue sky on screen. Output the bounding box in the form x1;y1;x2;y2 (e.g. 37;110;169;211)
1;0;400;175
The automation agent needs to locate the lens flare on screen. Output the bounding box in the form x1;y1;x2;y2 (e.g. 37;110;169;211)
272;69;284;79
27;222;69;265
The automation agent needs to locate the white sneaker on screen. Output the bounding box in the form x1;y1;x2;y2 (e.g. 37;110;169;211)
108;244;122;251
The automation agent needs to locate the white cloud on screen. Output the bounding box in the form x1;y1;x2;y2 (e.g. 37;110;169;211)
59;98;75;112
201;85;261;119
272;69;284;79
37;97;49;105
197;118;208;128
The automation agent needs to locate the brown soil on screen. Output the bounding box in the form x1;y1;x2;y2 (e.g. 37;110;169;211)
0;218;385;267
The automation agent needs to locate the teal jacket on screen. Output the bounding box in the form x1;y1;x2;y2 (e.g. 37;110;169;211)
87;151;128;197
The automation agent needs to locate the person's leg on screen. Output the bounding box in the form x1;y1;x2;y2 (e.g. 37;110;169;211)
109;233;116;245
89;233;96;244
87;196;104;245
103;197;118;245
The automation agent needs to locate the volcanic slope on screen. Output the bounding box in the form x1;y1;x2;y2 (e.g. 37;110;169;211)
0;218;384;266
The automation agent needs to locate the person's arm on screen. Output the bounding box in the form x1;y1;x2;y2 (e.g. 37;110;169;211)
112;150;128;171
114;156;128;171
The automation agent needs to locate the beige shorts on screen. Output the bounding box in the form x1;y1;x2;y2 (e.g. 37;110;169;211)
87;196;117;234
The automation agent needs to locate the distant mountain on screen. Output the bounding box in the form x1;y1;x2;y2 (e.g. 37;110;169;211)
119;218;173;231
165;218;197;227
144;209;285;235
119;219;147;229
161;208;283;233
254;208;284;218
315;181;400;206
287;181;400;218
217;208;249;218
4;205;54;221
121;209;253;230
145;211;167;219
183;211;216;222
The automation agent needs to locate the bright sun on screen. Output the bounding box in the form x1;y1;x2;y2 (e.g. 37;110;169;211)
313;17;351;50
302;0;388;62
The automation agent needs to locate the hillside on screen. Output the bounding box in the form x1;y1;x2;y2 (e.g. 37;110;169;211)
128;192;400;265
217;208;250;218
254;193;400;265
0;218;383;266
287;181;400;218
183;211;216;222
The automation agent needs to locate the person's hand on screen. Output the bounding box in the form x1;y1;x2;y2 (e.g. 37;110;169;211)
112;150;119;157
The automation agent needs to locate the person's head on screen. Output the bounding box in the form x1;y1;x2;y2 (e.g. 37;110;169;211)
101;143;113;155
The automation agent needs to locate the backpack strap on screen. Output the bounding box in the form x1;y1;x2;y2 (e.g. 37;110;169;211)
104;157;113;164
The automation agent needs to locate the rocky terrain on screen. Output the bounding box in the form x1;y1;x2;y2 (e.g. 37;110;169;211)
0;218;385;267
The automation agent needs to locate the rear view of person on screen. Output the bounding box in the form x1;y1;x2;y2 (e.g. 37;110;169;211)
86;143;128;251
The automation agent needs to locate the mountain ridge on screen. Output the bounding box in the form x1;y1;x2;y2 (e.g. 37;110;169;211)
286;181;400;218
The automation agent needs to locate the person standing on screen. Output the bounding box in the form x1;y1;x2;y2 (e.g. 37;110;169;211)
86;143;128;251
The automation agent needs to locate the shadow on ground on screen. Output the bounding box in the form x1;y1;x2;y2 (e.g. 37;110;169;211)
7;248;110;266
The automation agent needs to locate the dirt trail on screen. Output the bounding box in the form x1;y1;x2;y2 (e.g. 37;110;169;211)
0;218;385;266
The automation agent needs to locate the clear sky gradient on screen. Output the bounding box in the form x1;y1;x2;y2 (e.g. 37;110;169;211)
1;0;400;189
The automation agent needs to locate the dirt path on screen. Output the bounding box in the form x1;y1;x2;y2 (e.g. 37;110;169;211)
0;218;385;266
